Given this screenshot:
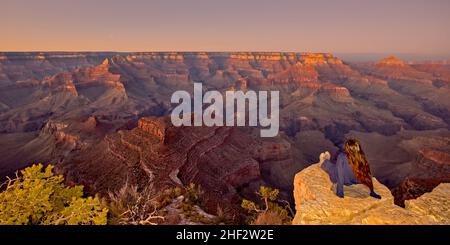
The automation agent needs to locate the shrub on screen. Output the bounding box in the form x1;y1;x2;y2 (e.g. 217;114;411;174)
107;183;204;225
183;183;204;206
241;186;293;225
107;182;164;225
107;182;233;225
0;164;108;225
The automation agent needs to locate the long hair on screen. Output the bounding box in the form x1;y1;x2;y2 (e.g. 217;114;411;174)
344;139;374;192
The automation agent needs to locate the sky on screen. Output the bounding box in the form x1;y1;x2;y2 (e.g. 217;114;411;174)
2;0;450;56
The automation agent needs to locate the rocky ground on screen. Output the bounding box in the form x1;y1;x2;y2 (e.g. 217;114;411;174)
292;158;449;224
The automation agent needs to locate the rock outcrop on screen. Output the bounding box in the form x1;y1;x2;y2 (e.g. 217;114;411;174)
292;154;450;225
377;55;405;66
404;184;450;224
137;117;170;143
391;145;450;206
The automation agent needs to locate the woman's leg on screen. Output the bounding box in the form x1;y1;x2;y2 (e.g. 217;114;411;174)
321;159;338;183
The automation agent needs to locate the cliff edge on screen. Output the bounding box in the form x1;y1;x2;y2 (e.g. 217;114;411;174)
292;153;450;224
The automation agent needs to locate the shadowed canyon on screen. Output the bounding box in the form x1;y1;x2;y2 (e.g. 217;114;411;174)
0;52;449;222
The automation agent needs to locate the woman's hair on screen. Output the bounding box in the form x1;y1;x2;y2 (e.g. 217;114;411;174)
344;139;374;191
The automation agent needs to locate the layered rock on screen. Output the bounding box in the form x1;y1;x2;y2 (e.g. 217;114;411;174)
60;117;279;220
391;144;450;206
2;52;450;221
377;56;406;66
124;52;343;64
292;159;450;225
318;83;352;103
0;52;113;83
41;121;79;147
300;53;343;65
137;117;170;143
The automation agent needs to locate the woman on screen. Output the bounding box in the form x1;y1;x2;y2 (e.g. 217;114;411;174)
321;139;381;199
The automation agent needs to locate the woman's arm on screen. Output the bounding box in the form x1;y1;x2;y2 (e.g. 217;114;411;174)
336;154;345;198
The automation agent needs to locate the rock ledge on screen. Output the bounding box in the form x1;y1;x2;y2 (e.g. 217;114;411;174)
292;157;450;224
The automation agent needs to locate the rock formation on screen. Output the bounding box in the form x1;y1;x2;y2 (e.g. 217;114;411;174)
1;52;450;221
57;116;300;222
292;155;450;225
404;184;450;224
377;55;406;66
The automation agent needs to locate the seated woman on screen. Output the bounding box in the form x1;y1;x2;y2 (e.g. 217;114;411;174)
321;139;381;199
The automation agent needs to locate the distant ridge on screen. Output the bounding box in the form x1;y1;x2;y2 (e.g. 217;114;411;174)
377;55;406;66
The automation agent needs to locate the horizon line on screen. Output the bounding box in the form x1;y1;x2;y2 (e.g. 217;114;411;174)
1;50;449;56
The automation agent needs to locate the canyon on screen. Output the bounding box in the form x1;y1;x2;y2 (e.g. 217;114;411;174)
0;52;449;223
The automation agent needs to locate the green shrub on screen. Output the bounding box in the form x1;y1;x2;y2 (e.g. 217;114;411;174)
241;186;293;225
0;164;108;225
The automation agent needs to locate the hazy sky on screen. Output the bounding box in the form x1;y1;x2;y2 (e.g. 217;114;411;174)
2;0;450;55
